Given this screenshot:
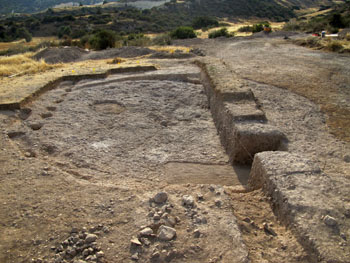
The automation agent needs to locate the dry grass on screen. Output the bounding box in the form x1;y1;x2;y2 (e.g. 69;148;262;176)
196;21;285;38
293;36;350;53
0;37;58;52
0;52;59;77
149;46;191;53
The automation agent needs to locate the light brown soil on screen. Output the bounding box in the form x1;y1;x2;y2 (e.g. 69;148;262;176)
1;36;349;263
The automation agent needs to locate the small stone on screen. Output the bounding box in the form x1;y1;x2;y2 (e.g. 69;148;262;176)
161;213;169;219
182;195;195;207
151;251;160;259
158;225;176;241
85;234;97;243
140;227;153;236
82;248;90;257
131;237;142;246
24;151;34;158
29;123;43;131
324;215;338;227
67;246;77;256
197;194;204;201
243;217;251;223
194;229;201;238
96;251;104;258
140;237;151;246
263;223;277;236
41;112;53;118
209;185;215;192
153;214;160;220
344;155;350;163
71;227;79;234
148;211;155;217
86;255;97;261
154;192;168;204
215;199;222;207
131;252;139;260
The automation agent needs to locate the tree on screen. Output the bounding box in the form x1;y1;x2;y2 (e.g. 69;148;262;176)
170;26;196;39
16;27;32;42
192;16;219;29
89;30;116;50
58;26;72;38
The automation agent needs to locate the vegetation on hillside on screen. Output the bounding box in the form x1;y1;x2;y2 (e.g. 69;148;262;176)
208;28;233;38
283;1;350;33
0;0;296;44
0;0;114;14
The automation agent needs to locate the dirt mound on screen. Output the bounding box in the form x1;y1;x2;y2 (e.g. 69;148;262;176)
81;46;156;60
33;47;88;64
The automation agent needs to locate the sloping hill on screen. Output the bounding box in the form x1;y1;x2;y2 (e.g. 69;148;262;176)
0;0;113;14
0;0;343;15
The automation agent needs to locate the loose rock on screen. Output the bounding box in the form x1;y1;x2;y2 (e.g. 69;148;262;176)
182;195;195;207
194;229;201;238
157;225;176;241
85;234;97;243
131;237;142;246
324;215;338;227
140;227;153;236
131;252;139;260
153;192;168;204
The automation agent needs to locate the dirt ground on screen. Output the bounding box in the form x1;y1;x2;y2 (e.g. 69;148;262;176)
1;35;350;263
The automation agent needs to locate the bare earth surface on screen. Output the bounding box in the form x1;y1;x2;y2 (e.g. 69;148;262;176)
1;35;350;263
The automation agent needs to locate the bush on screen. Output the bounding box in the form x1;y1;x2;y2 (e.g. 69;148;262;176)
170;26;196;39
238;25;253;32
252;22;270;33
58;26;72;38
16;27;32;42
208;27;232;38
192;16;219;29
88;30;116;50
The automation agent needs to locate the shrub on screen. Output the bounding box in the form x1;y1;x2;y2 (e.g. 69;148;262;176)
208;27;232;38
16;27;32;42
170;26;196;39
58;26;72;38
238;25;253;32
252;23;264;33
192;16;219;29
88;30;116;50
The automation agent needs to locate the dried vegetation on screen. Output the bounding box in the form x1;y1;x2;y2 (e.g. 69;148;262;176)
0;52;59;77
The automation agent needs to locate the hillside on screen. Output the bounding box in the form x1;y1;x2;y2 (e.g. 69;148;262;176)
0;0;342;14
0;0;118;14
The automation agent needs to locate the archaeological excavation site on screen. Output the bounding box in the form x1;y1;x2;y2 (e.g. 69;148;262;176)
0;37;350;263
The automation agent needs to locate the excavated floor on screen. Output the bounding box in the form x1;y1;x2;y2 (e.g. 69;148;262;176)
0;65;254;263
6;70;249;187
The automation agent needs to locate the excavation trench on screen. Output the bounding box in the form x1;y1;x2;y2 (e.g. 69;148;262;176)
1;64;313;263
7;67;251;187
